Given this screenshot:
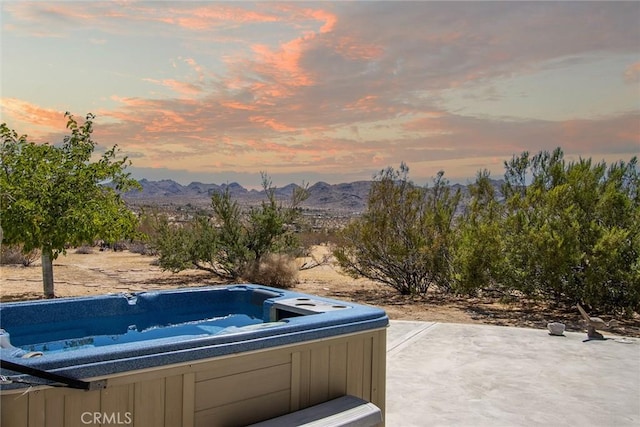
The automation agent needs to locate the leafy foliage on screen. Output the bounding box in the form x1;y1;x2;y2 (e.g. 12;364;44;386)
452;169;504;295
153;215;217;274
334;163;461;295
153;174;307;287
455;148;640;314
0;114;140;297
335;151;639;315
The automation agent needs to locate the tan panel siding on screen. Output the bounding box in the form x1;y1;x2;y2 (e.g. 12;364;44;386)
195;352;291;383
363;335;373;401
289;351;301;411
182;373;196;427
164;375;184;426
27;389;45;427
1;393;28;427
195;363;290;411
371;329;387;416
195;389;290;427
297;348;311;408
100;383;133;418
43;393;64;427
308;345;330;405
328;342;348;400
63;388;101;427
133;377;165;427
346;336;365;397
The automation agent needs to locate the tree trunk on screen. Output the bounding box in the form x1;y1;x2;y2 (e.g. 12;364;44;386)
41;249;55;298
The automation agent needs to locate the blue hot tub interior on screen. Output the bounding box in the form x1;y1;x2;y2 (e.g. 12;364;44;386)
3;288;271;354
0;285;388;388
10;313;263;354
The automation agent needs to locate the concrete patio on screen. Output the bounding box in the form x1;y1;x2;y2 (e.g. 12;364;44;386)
385;321;640;426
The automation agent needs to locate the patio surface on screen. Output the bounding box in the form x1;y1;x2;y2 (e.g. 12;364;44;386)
385;321;640;427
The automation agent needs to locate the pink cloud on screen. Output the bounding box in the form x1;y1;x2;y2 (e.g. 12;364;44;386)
0;98;67;135
251;36;316;88
205;6;339;109
107;96;165;112
142;110;189;133
141;57;207;96
220;100;258;111
401;112;452;133
183;57;204;77
344;95;380;112
333;36;383;60
304;8;337;33
624;62;640;84
249;116;296;132
171;5;280;30
269;4;337;33
2;2;312;39
143;78;203;96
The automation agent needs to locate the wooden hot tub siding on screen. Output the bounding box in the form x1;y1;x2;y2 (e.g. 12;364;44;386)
1;328;386;427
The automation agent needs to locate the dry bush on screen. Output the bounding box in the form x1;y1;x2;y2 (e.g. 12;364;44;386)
75;245;94;254
0;245;39;266
112;241;128;251
243;254;299;289
299;244;334;271
297;230;341;254
128;241;157;256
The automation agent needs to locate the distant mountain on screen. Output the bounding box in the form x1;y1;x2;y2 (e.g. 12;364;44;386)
135;178;185;196
305;181;371;210
120;179;370;211
125;180;250;198
120;178;504;212
185;181;219;195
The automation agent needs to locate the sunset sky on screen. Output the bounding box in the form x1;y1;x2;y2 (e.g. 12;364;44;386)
1;1;639;188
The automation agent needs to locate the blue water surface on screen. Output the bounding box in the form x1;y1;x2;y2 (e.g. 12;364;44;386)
19;314;262;354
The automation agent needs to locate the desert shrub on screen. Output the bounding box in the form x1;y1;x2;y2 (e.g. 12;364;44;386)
153;216;208;273
75;245;94;254
334;164;460;295
128;241;157;256
0;245;26;265
502;150;640;314
0;244;39;266
298;229;341;252
452;170;505;296
453;148;640;315
242;254;298;288
152;174;308;281
136;208;161;238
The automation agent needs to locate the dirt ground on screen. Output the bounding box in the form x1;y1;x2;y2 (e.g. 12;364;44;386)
2;247;638;338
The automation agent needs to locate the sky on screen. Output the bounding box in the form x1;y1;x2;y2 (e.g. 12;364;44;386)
1;1;639;188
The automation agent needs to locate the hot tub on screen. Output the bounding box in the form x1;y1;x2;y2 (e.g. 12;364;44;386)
1;285;388;426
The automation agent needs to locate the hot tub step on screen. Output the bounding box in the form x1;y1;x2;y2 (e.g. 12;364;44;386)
248;395;382;427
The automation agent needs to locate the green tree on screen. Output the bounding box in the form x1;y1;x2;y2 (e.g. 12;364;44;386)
334;163;461;295
0;113;140;298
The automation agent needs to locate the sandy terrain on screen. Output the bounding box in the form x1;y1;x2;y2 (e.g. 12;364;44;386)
2;247;638;337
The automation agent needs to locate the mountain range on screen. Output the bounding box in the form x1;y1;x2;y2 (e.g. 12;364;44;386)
121;178;504;212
